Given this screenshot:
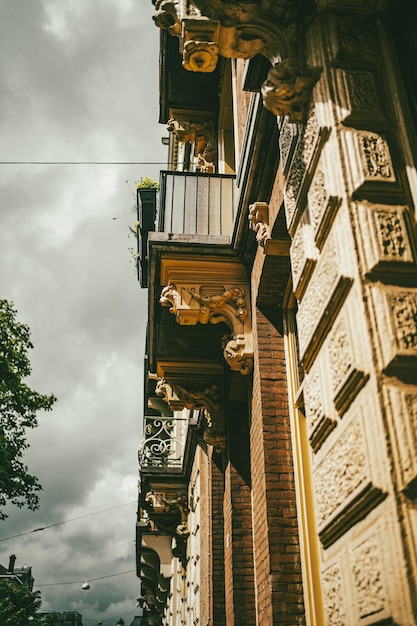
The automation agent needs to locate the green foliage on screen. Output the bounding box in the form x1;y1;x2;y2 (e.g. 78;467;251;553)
0;579;43;625
0;300;56;520
136;176;159;190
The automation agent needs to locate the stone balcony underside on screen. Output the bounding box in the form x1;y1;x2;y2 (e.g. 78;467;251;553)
153;0;319;121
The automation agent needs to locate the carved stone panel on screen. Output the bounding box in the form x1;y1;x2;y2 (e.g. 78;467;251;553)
325;306;369;416
355;202;417;282
290;219;317;300
330;68;384;126
307;160;341;250
368;285;417;381
313;406;386;548
304;358;336;452
350;532;389;622
322;560;348;626
296;222;354;372
325;15;376;66
279;118;300;175
342;130;400;200
383;384;417;496
284;104;330;235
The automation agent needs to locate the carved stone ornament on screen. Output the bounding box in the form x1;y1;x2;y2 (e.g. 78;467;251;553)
153;0;318;120
153;0;182;35
160;280;253;375
261;59;318;122
156;378;226;452
166;117;217;170
145;488;190;565
383;384;417;496
183;39;219;73
313;406;386;548
248;202;271;249
368;285;417;381
354;202;417;281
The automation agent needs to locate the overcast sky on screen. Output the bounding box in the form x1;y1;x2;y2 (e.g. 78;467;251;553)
0;1;167;623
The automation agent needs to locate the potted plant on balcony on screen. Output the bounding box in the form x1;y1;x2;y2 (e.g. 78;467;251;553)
135;177;159;287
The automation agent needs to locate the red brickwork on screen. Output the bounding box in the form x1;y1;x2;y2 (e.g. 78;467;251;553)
224;404;256;625
210;449;226;626
250;250;305;625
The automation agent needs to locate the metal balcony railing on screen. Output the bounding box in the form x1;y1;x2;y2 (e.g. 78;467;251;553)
138;416;188;471
158;171;236;237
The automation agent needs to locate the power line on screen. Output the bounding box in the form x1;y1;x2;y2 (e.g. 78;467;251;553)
36;569;136;587
0;500;137;542
0;161;170;165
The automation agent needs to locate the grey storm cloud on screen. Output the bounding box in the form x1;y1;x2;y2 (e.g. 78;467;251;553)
0;0;167;623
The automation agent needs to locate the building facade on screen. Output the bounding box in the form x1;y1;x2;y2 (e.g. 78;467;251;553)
136;0;417;624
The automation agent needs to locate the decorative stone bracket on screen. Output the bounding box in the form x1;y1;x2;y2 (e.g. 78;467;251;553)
160;281;253;374
249;201;272;249
153;0;318;121
159;256;253;375
166;117;217;172
156;377;226;453
144;487;190;567
249;201;291;256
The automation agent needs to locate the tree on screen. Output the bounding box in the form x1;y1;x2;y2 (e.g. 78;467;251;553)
0;578;43;625
0;300;56;520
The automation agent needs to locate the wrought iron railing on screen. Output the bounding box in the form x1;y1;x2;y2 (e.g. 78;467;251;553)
158;171;236;237
138;416;188;470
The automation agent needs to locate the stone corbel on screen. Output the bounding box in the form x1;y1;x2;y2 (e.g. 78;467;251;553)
153;0;318;121
248;201;291;256
145;488;190;566
160;282;253;375
153;0;181;35
261;58;319;123
166;117;217;170
156;378;226;452
248;201;272;250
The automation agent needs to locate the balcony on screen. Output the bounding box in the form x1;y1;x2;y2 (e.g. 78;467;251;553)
158;170;236;237
138;414;188;473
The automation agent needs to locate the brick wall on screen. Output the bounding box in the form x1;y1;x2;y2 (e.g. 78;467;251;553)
210;449;226;625
250;250;306;624
224;403;256;625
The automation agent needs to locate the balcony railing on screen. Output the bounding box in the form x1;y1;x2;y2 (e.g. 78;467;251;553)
158;171;236;237
138;415;188;471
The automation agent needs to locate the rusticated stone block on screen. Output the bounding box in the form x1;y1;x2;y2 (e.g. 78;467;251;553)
368;285;417;381
307;160;341;250
304;358;336;452
341;130;401;200
330;68;384;126
296;218;354;371
284;104;330;235
290;219;317;300
354;202;417;281
313;400;386;548
325;306;369;417
322;560;347;626
383;384;417;496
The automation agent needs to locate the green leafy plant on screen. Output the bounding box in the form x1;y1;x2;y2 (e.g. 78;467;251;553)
0;578;43;625
0;300;56;521
136;176;159;190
